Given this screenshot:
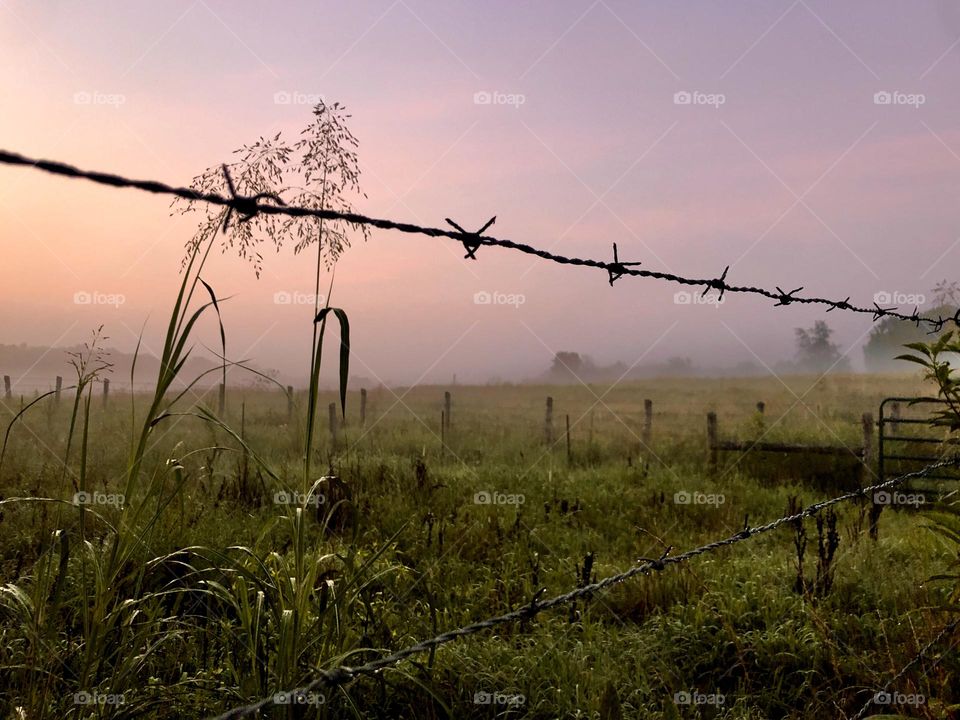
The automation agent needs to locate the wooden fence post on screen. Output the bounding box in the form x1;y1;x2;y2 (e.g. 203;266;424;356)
707;412;718;472
55;376;62;405
360;388;367;427
329;402;338;446
565;414;571;465
286;386;294;422
102;379;109;407
756;401;765;415
890;402;900;434
545;396;554;444
3;375;10;401
643;399;653;445
444;391;452;430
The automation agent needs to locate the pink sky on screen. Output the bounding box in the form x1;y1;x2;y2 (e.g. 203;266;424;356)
2;0;960;385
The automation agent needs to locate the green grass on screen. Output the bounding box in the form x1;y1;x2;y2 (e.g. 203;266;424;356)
1;373;958;719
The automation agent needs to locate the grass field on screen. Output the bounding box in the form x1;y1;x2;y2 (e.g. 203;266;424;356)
1;373;958;719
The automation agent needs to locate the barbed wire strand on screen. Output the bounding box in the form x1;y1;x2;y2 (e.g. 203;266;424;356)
1;148;958;333
208;459;958;720
850;616;960;720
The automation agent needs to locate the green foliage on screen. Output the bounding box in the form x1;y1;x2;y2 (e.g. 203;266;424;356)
895;330;960;619
895;330;960;434
3;375;960;718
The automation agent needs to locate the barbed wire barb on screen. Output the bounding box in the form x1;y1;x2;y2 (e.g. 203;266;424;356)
701;265;729;300
774;286;803;306
219;164;286;233
607;242;641;285
445;216;495;259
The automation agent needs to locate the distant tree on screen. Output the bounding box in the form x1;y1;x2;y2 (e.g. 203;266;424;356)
863;279;959;372
664;356;694;375
550;351;586;377
794;320;850;374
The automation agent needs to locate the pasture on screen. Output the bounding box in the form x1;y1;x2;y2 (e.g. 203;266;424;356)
1;372;958;719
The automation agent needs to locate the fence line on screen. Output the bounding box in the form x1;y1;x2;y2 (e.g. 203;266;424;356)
209;458;957;720
1;148;958;333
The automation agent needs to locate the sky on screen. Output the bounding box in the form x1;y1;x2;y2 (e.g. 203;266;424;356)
1;0;959;387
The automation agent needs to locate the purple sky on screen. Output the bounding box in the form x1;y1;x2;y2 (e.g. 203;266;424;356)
2;0;959;385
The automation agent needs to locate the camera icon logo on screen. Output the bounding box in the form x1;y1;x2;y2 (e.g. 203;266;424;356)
673;291;692;305
873;291;892;305
473;91;492;105
873;491;891;505
274;291;292;305
873;691;892;704
674;691;692;705
274;91;292;105
674;491;691;504
673;91;692;105
874;91;892;105
473;291;492;305
474;491;492;504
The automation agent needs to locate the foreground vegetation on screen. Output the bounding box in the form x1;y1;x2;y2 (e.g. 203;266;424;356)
1;372;958;719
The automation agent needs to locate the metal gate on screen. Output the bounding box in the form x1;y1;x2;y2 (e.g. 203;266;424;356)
878;397;960;498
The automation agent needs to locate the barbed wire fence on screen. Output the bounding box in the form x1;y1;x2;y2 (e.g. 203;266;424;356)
210;459;959;720
2;148;959;333
850;615;960;720
2;146;957;717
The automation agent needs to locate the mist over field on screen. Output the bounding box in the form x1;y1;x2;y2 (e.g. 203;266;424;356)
2;1;960;385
